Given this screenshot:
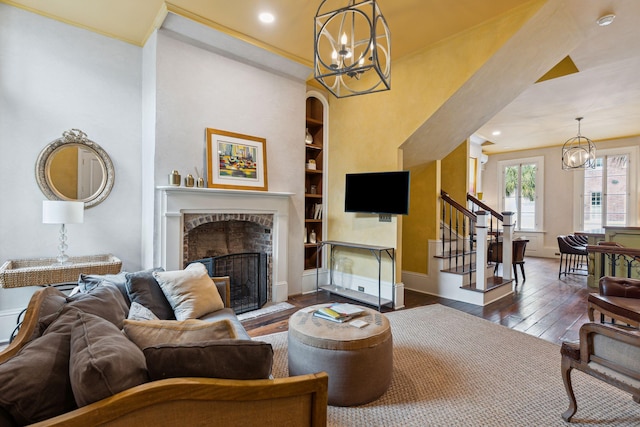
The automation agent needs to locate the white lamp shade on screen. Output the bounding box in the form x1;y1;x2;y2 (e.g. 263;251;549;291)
42;200;84;224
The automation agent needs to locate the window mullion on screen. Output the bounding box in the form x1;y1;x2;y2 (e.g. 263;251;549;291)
517;164;523;230
602;155;608;226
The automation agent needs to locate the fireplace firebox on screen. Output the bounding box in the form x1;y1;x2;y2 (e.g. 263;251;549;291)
192;253;267;314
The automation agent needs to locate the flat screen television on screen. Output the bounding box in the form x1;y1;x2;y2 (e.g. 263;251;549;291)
345;171;410;215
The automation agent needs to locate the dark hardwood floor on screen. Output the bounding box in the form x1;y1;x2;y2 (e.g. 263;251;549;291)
242;256;593;345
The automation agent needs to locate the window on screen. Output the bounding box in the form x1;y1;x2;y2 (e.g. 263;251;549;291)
498;156;544;231
582;153;630;229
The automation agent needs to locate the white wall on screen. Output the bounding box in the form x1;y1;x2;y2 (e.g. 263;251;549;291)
482;136;640;257
0;5;142;339
150;30;307;295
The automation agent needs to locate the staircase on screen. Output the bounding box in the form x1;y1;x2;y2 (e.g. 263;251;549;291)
430;192;514;306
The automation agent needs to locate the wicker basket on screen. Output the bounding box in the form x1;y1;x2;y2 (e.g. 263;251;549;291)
0;254;122;288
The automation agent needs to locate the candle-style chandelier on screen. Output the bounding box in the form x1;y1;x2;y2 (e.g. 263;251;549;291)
562;117;596;170
314;0;391;98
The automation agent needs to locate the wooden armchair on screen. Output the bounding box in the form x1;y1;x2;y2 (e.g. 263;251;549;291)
561;322;640;422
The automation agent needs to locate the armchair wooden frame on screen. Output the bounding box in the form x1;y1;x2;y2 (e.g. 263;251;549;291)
561;323;640;422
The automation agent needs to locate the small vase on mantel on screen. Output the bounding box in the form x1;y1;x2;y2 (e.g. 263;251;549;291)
305;128;313;145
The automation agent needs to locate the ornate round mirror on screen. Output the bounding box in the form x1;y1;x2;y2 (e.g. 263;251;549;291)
36;129;115;208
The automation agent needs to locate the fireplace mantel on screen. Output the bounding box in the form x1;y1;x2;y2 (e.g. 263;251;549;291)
157;186;294;199
155;186;293;303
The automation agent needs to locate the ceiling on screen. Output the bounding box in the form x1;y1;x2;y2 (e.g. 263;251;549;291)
5;0;640;154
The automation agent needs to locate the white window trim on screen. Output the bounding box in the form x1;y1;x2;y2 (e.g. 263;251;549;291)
572;145;639;230
496;156;544;232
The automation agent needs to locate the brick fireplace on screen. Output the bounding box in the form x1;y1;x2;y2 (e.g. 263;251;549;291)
183;213;273;308
155;186;292;303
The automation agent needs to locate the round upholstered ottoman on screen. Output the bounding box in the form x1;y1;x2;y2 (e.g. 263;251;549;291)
287;305;392;406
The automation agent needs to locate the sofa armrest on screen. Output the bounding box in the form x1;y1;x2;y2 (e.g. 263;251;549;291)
599;276;640;298
212;276;231;308
29;373;328;427
0;286;66;363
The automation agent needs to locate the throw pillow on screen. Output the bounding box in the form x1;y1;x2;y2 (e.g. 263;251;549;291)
66;283;129;329
77;272;129;303
0;309;79;425
128;302;159;321
123;318;236;349
153;263;224;320
69;312;148;407
125;268;175;320
143;339;273;380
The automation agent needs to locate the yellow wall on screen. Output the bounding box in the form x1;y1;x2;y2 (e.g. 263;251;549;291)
326;2;543;280
403;161;440;275
441;140;469;203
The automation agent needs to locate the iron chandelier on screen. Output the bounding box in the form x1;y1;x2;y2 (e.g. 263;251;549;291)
562;117;596;170
314;0;391;98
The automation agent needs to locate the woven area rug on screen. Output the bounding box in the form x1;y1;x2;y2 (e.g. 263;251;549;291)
236;302;294;321
256;304;640;426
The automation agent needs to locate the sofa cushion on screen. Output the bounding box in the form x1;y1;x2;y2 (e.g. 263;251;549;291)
199;307;251;340
69;312;148;407
143;339;273;380
0;406;16;427
125;268;175;320
153;263;224;320
78;272;129;305
128;301;159;321
66;283;129;329
0;309;78;425
123;318;236;349
27;287;68;342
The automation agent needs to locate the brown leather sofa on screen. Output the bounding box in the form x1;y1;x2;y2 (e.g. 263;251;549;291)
588;276;640;327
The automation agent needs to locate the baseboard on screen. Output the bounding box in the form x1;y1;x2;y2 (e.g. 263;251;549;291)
273;281;288;303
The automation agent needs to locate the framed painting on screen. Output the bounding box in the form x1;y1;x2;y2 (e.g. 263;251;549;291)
206;128;268;191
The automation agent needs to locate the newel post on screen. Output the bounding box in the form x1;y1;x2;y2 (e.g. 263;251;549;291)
502;212;514;281
475;211;488;291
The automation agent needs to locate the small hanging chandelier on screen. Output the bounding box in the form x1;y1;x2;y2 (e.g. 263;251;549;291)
314;0;391;98
562;117;596;170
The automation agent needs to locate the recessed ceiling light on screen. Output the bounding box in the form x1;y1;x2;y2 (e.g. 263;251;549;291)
596;14;615;26
492;130;501;136
259;12;275;24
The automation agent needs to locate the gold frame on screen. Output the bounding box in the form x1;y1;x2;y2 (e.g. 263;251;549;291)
206;128;268;191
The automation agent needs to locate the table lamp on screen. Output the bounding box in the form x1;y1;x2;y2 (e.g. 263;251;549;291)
42;200;84;264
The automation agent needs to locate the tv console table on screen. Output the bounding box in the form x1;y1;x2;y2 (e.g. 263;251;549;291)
315;240;395;311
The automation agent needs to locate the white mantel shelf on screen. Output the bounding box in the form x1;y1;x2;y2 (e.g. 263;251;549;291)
155;185;293;303
156;186;294;198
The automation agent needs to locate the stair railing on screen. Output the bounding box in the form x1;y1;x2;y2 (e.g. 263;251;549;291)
440;191;476;286
467;193;504;270
587;243;640;281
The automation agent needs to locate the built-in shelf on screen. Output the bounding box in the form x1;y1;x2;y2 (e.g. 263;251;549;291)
304;94;327;271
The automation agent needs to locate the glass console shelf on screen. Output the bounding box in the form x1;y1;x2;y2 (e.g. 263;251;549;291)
315;240;395;311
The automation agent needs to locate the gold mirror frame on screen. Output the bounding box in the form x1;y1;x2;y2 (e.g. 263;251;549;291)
35;129;115;208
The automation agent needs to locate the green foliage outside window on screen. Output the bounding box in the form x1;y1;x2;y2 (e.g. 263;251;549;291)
505;164;536;201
